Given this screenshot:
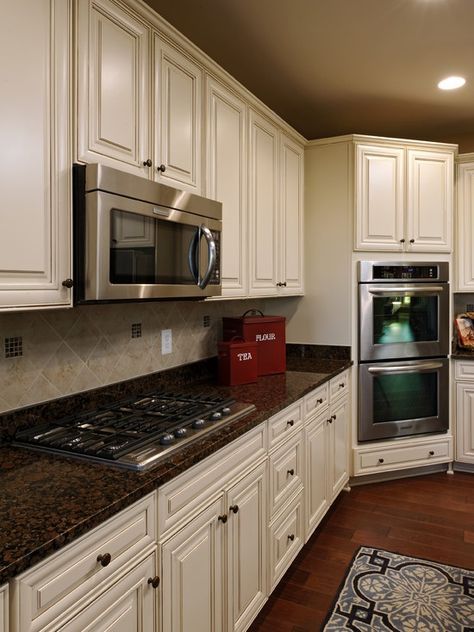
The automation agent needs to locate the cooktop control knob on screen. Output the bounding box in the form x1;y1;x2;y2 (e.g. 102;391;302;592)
210;412;222;421
192;418;206;429
175;427;187;438
221;407;231;416
160;433;175;445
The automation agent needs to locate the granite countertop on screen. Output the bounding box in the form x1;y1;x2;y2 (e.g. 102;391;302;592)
0;355;351;585
451;348;474;360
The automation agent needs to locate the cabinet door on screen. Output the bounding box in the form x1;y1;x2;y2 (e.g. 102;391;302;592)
161;498;225;632
76;0;150;175
456;162;474;290
57;551;157;632
279;133;304;294
0;0;71;310
456;382;474;464
0;585;7;632
305;413;329;540
355;144;405;251
226;461;267;632
248;109;279;296
154;36;202;193
406;149;453;252
328;396;349;500
206;77;247;296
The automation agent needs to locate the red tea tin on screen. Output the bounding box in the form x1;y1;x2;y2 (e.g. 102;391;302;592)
217;339;258;385
222;310;286;375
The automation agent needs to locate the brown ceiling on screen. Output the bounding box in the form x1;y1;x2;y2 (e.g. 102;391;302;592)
145;0;474;151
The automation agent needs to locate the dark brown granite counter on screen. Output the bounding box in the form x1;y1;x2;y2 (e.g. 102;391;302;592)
451;349;474;361
0;355;351;586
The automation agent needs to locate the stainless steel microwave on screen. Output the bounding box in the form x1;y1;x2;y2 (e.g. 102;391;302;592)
73;164;222;303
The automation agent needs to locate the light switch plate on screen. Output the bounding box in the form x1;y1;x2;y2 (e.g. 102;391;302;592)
161;329;172;355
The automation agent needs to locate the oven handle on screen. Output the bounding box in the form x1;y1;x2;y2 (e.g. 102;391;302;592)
367;286;445;294
368;361;444;375
198;225;217;289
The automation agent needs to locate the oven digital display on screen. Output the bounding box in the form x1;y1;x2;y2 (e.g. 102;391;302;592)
372;265;438;280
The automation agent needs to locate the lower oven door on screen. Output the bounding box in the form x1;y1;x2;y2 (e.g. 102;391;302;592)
358;358;449;442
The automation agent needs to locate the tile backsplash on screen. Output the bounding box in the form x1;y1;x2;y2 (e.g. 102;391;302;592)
0;300;265;414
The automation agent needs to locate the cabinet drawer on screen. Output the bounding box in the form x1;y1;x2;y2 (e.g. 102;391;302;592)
269;431;304;516
0;584;7;632
354;437;452;475
158;423;266;537
455;361;474;381
13;493;156;632
268;491;304;591
267;401;303;450
304;383;329;420
329;369;349;402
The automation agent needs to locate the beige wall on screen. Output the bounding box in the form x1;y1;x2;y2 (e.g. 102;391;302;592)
0;299;264;413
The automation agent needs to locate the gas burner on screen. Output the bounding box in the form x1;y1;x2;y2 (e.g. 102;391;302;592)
14;390;256;471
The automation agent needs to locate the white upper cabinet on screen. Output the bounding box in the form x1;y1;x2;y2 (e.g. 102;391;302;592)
76;0;150;176
205;77;247;297
355;144;405;250
455;157;474;291
154;37;202;192
248;109;279;296
248;110;304;296
355;141;454;252
77;1;202;192
406;149;453;251
279;133;304;294
0;0;72;310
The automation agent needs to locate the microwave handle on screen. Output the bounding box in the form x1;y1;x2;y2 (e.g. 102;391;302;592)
198;225;217;289
188;229;199;284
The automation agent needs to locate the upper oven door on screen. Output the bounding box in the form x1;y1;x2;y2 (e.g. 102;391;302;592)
83;191;221;301
359;281;449;362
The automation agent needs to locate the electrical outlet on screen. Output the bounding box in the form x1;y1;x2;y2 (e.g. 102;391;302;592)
161;329;172;355
203;315;210;328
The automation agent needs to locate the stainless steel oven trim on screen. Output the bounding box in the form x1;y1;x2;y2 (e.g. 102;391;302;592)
84;191;222;301
358;358;449;442
358;281;449;362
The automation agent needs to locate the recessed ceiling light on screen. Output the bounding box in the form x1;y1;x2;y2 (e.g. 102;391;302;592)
437;76;466;90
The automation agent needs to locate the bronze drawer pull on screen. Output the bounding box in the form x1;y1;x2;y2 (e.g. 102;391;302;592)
288;534;295;541
287;468;295;476
229;505;239;514
286;419;295;427
378;458;384;464
429;450;435;456
317;398;323;404
218;514;228;524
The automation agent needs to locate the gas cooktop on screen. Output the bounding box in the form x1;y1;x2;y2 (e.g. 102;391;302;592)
14;390;256;471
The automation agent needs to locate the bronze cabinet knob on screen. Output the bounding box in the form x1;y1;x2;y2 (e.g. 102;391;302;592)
218;514;228;524
142;159;152;167
62;278;74;288
229;504;239;514
148;576;160;589
157;164;166;172
97;552;112;567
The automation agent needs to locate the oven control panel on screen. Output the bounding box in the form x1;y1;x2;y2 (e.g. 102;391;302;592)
359;261;449;283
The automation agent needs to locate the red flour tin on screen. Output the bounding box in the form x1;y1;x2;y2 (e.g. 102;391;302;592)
222;310;286;375
217;338;258;385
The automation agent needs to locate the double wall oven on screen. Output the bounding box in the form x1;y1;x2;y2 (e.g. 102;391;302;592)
358;261;449;442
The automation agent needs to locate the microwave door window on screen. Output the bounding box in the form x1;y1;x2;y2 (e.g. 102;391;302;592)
372;295;438;346
110;209;198;285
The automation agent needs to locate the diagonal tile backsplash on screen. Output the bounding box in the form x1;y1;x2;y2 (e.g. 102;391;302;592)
0;300;265;414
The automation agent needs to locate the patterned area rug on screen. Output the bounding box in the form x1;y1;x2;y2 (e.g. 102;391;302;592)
322;546;474;631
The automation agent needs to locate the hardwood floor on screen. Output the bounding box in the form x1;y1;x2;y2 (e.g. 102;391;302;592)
249;471;474;632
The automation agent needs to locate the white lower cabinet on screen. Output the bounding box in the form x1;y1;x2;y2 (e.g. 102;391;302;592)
56;550;157;632
0;585;7;632
11;493;157;632
161;497;225;632
268;491;304;591
160;459;267;632
455;361;474;464
304;375;350;541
